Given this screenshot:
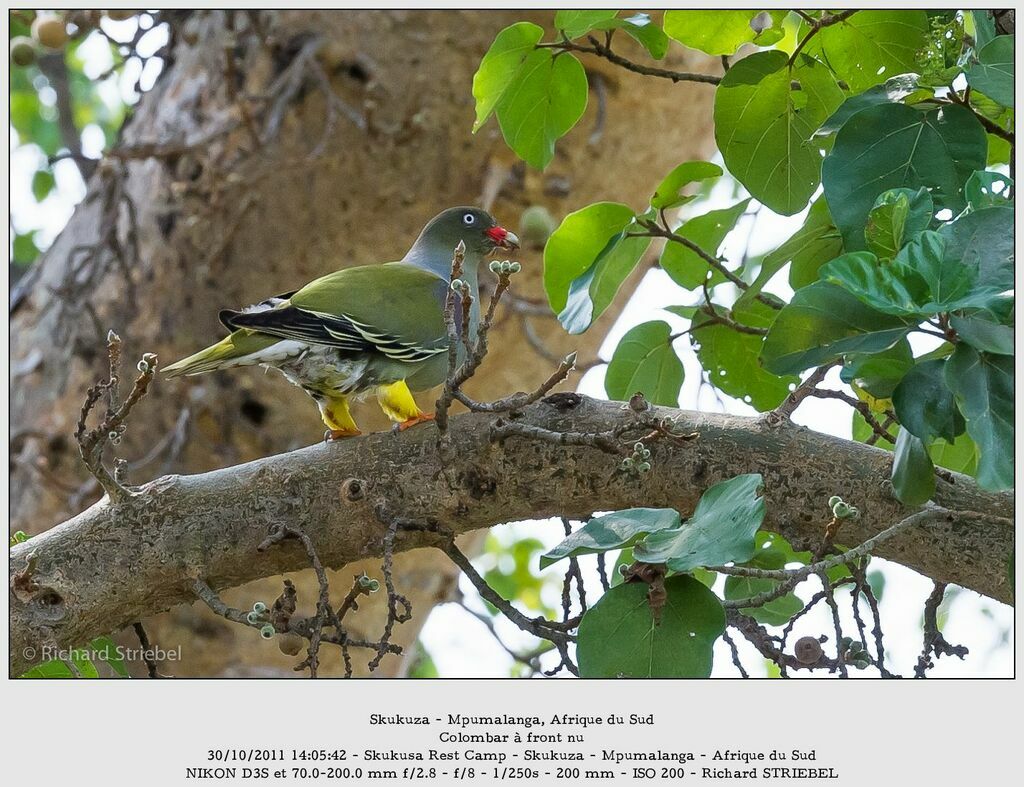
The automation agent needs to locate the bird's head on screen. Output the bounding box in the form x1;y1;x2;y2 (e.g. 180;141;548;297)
416;206;521;258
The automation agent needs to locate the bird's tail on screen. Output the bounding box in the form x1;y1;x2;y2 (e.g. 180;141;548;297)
164;330;277;378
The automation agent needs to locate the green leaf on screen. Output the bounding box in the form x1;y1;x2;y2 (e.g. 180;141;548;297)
964;170;1013;211
690;300;798;412
822;103;987;250
576;575;725;678
840;339;914;399
12;231;40;266
944;345;1014;490
822;232;995;318
761;282;913;376
651;161;723;210
864;187;933;260
971;11;998;50
966;36;1014;108
605;320;684;406
471;23;545;132
540;508;681;569
724;533;807;626
950;314;1013;355
494;48;588;170
893;359;962;443
660;199;749;289
90;636;129;678
558;228;651;335
714;51;844;216
987;133;1012;166
852;410;980;476
726;574;804;627
938;206;1014;295
816;74;923;137
740;198;842;305
664;10;787;56
31;168;55;202
633;473;766;572
554;10;619;39
611;13;670;60
891;427;936;505
544;202;636;313
804;11;928;92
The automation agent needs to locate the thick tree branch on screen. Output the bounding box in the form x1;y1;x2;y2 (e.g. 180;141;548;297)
9;396;1012;675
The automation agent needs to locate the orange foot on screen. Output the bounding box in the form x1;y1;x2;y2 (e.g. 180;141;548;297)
324;428;362;442
396;412;436;432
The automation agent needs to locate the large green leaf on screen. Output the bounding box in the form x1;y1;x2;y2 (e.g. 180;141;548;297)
554;10;619;39
495;49;588;170
938;206;1014;295
840;339;914;399
893;359;962;443
633;474;765;572
724;532;806;626
891;427;936;505
660;199;749;290
471;23;545;132
605;320;684;406
964;170;1013;211
738;199;842;306
664;10;787;56
966;36;1014;109
816;73;924;136
950;313;1013;355
972;11;997;49
822;103;987;249
576;575;725;678
651;161;723;210
761;282;913;376
822;231;998;318
804;11;929;92
558;229;651;335
714;51;844;216
944;345;1014;490
852;410;980;476
864;187;933;260
544;202;636;314
568;12;670;59
540;508;681;569
607;13;670;60
690;300;797;412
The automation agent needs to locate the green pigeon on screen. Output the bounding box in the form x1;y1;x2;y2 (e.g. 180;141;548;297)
164;207;519;439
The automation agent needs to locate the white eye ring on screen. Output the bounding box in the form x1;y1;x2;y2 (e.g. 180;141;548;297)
463;213;475;225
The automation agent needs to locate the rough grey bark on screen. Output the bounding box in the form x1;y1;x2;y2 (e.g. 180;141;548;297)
10;395;1012;676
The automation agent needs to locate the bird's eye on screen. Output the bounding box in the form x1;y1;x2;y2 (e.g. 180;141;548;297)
463;213;475;225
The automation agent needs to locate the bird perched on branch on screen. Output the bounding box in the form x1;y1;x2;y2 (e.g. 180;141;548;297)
165;207;519;439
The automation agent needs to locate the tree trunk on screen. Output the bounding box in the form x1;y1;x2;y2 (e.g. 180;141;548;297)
9;10;719;676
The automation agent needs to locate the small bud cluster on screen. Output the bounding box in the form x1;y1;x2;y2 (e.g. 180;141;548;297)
247;601;274;638
450;278;468;292
839;636;871;670
9;531;29;548
135;352;158;376
108;424;128;446
827;495;859;520
358;573;381;593
488;260;521;276
620;442;652;474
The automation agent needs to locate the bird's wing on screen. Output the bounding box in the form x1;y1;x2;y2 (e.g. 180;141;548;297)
221;263;451;363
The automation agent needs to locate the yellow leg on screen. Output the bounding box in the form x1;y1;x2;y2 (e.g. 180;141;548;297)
319;396;361;440
376;381;434;430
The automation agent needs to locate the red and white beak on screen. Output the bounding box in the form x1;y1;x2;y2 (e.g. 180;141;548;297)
485;226;520;250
